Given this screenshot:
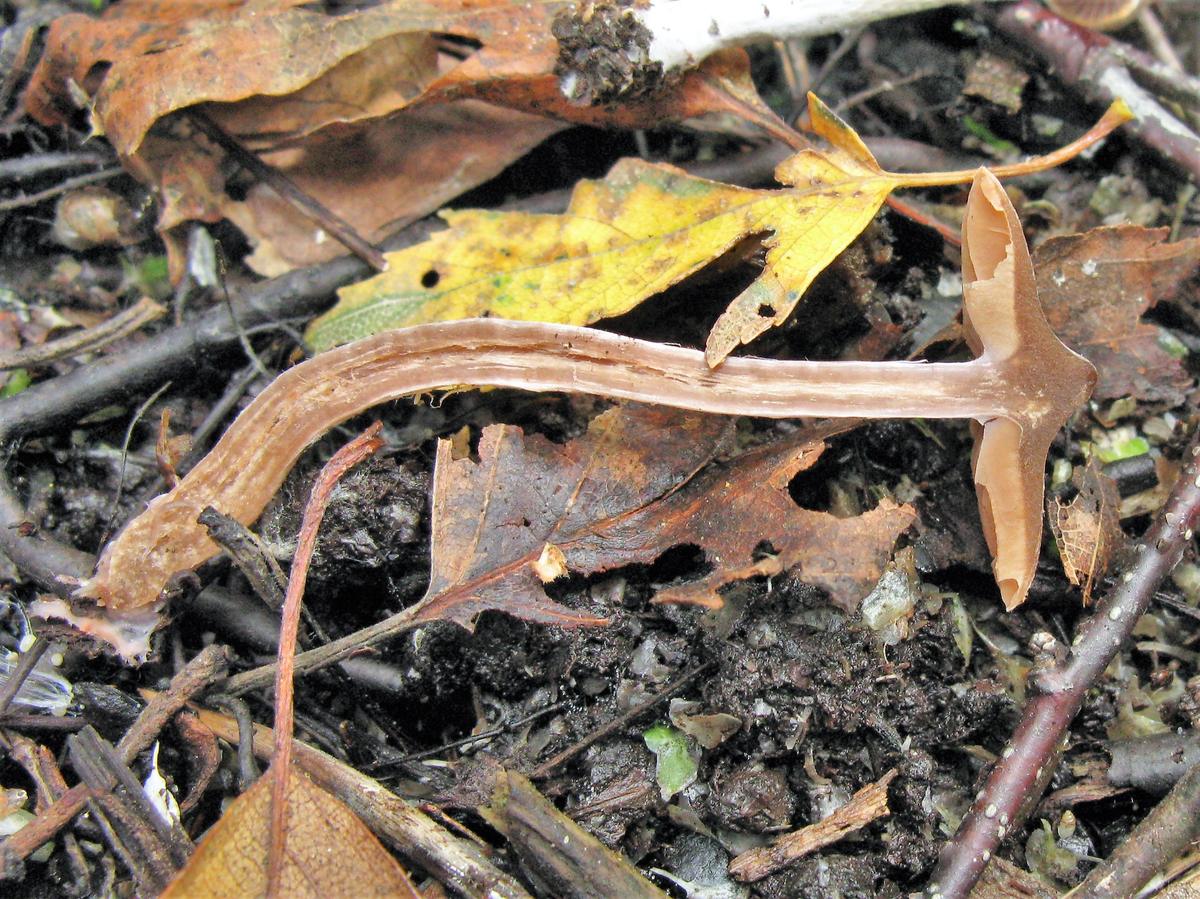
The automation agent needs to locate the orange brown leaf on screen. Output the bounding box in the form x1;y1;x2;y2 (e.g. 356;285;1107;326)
1048;459;1122;605
1036;226;1200;404
161;766;418;899
409;406;914;627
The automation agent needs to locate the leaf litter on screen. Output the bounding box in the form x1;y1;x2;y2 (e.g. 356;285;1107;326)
7;3;1200;892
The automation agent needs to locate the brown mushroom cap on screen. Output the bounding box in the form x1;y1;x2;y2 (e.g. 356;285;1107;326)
962;170;1097;609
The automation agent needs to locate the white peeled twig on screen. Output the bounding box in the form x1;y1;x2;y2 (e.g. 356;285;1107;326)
641;0;994;72
555;0;1006;103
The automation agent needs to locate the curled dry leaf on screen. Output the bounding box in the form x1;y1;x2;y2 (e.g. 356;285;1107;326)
1048;459;1123;604
1036;225;1200;405
161;766;418;899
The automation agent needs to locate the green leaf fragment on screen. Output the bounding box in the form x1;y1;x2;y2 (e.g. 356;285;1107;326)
643;724;698;801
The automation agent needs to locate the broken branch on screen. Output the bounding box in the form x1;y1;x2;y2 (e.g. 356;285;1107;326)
927;427;1200;899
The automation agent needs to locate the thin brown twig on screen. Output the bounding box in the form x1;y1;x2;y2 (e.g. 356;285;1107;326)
0;636;48;716
266;421;383;897
928;427;1200;898
0;298;165;373
0;645;227;878
187;110;387;273
527;663;712;780
0;168;123;213
1076;758;1200;897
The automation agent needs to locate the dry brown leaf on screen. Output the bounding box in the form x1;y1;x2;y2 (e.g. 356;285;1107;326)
225;101;563;276
161;766;418;899
1048;459;1122;605
1036;226;1200;404
25;2;780;276
407;406;915;629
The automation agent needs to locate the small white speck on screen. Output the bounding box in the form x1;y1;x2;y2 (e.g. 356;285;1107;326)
1137;543;1147;553
982;850;991;861
976;790;985;802
997;824;1007;839
985;803;997;818
1052;271;1067;287
1000;813;1009;825
1122;572;1134;583
1081;259;1099;276
1188;530;1195;541
1112;636;1121;647
1002;746;1014;759
1194;474;1200;488
1109;607;1122;620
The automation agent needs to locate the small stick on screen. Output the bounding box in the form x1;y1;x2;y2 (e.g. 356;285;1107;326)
0;636;48;716
266;422;383;896
927;427;1200;898
992;1;1200;179
187;111;387;273
0;298;165;373
1076;758;1200;898
0;169;122;213
527;663;711;779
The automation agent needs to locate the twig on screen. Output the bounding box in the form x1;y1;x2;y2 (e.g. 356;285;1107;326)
527;663;711;779
0;151;113;183
187;111;387;273
0;645;227;877
1075;759;1200;897
729;768;897;881
992;1;1200;180
0;168;123;213
927;427;1200;898
0;298;165;373
0;636;48;716
188;584;413;696
266;422;383;896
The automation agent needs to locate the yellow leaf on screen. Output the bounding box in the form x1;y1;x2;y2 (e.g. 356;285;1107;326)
162;766;417;899
306;94;1131;364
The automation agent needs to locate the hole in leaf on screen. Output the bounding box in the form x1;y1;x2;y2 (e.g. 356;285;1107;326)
757;304;776;318
421;270;440;289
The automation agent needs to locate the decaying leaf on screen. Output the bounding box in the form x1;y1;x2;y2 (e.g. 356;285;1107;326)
1037;226;1200;404
309;96;1130;363
24;1;780;276
224;102;565;276
1048;459;1123;605
405;406;914;629
161;766;417;899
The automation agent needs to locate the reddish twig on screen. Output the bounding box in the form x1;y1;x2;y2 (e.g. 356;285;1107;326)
928;428;1200;898
266;421;384;896
992;1;1200;180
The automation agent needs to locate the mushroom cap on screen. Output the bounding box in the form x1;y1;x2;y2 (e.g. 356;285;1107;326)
962;169;1097;609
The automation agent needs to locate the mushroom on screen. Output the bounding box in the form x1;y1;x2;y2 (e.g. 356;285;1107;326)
60;169;1094;658
1044;0;1143;30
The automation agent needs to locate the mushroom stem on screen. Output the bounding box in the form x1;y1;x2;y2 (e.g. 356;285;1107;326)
70;170;1094;627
